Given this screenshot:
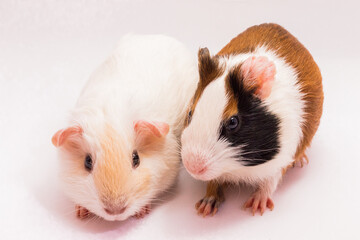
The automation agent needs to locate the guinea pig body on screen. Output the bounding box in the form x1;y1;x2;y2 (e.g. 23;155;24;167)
181;23;323;216
52;34;198;221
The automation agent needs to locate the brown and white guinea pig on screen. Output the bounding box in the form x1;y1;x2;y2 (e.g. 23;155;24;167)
181;23;323;216
51;34;198;221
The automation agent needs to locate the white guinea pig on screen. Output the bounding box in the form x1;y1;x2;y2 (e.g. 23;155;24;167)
52;34;198;221
181;23;323;216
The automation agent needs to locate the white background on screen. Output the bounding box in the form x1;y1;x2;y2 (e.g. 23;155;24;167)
1;0;359;239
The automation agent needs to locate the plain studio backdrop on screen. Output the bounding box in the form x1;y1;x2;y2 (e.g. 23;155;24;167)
0;0;359;239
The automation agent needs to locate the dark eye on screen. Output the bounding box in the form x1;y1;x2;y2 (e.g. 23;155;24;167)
187;110;192;124
226;116;240;131
84;154;93;171
132;150;140;168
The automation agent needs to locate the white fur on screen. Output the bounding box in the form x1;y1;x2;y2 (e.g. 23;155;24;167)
181;46;305;194
58;34;198;221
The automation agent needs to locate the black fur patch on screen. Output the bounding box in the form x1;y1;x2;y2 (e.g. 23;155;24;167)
219;70;281;166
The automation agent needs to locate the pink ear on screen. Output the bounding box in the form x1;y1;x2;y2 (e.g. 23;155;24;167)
134;120;169;149
134;120;169;138
52;126;83;147
240;56;276;99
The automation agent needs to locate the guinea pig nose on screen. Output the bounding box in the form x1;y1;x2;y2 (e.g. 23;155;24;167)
183;154;208;175
191;165;208;175
104;205;127;215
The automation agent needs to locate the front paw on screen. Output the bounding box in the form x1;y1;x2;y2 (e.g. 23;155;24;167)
75;205;93;219
243;191;274;216
133;204;151;219
195;195;224;217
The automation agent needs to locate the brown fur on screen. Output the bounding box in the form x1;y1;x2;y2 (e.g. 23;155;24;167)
190;23;323;217
218;23;323;160
185;48;225;126
223;68;241;119
188;23;323;163
204;180;225;201
195;180;225;216
93;125;150;207
222;96;238;120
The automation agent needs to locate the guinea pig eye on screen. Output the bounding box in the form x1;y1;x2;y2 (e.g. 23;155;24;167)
84;154;93;171
226;115;240;131
187;110;192;124
132;150;140;169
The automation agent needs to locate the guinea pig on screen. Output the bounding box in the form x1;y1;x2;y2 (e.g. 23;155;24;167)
52;34;198;221
181;23;323;216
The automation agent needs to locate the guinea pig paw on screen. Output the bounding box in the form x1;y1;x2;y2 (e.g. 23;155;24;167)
243;193;274;216
133;204;151;219
195;196;223;217
295;153;309;168
75;205;93;219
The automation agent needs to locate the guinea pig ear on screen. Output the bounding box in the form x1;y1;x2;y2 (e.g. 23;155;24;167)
134;120;169;150
198;47;211;64
198;47;221;85
240;56;276;99
52;126;83;147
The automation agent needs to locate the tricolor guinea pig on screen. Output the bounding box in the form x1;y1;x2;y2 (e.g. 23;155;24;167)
52;34;198;221
181;23;323;216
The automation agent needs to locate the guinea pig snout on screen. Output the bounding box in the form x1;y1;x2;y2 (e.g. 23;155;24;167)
103;200;127;215
182;153;208;176
104;204;127;215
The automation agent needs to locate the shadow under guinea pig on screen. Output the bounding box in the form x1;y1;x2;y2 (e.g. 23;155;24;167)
154;168;248;238
158;160;313;238
30;146;312;238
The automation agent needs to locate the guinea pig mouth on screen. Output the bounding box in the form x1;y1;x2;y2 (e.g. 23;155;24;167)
102;211;129;221
190;170;216;182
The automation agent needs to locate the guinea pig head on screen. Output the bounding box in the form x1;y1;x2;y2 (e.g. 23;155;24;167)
52;120;172;221
181;48;280;181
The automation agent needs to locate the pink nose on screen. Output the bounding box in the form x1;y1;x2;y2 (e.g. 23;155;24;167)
183;154;208;176
104;205;127;215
